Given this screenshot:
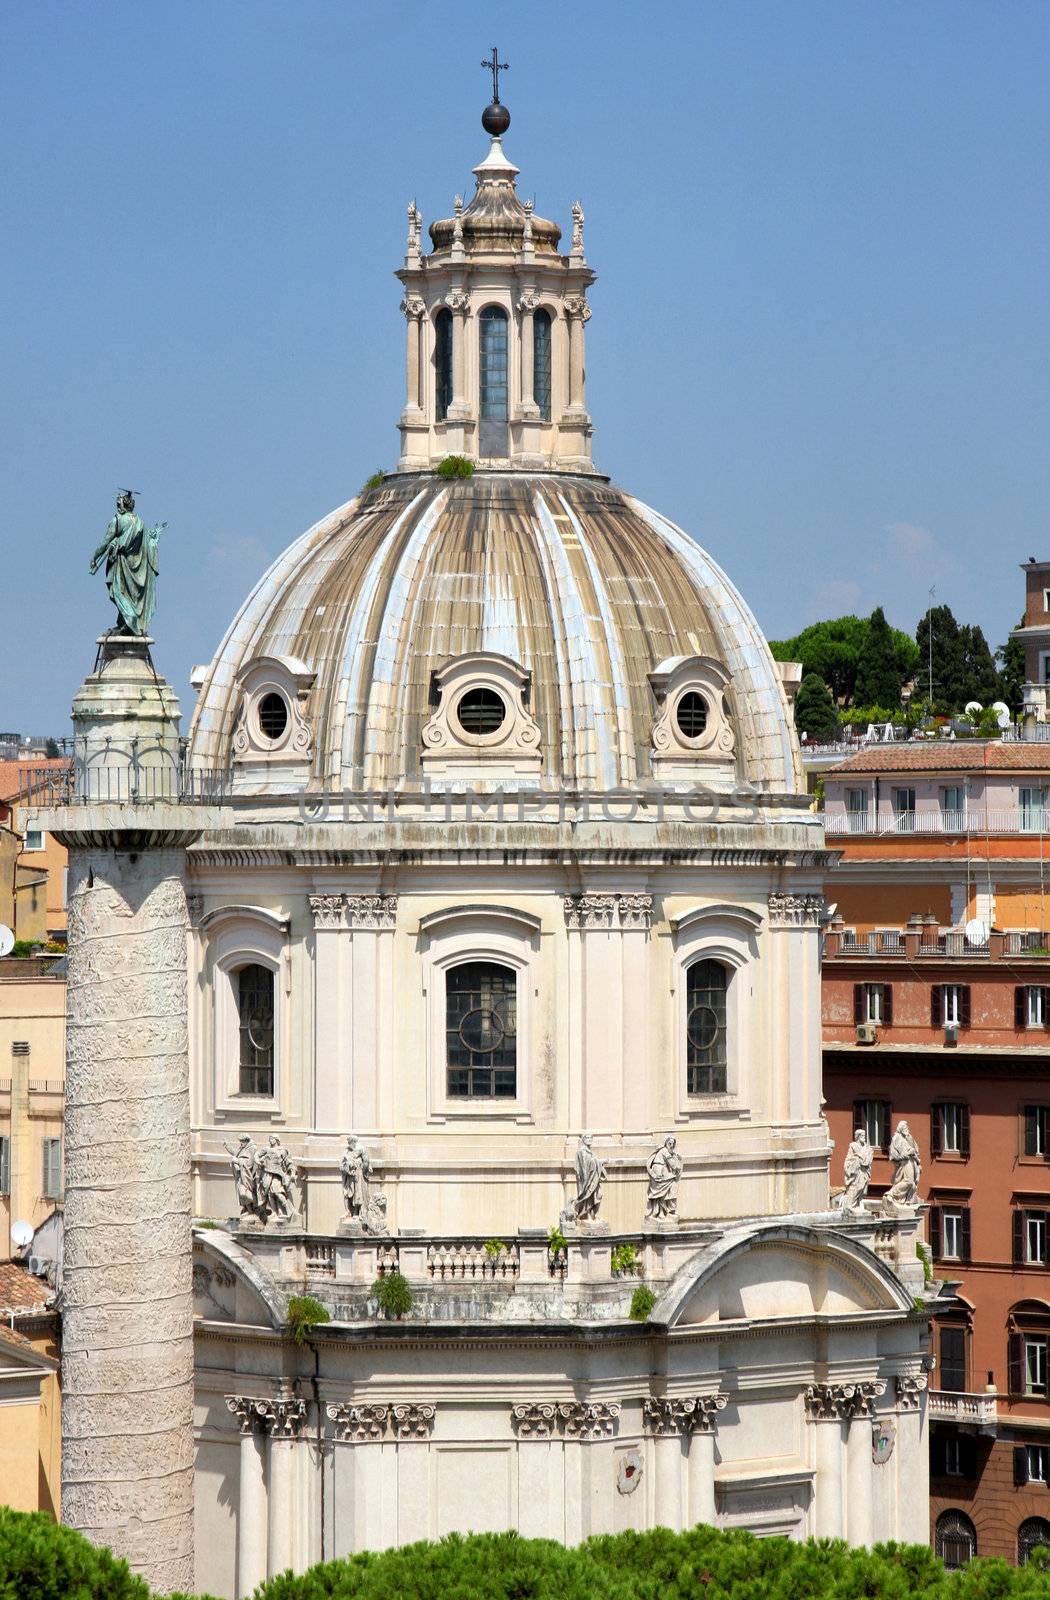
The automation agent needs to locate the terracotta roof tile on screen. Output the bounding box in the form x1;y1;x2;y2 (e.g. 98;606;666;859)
827;743;1050;776
0;1260;53;1312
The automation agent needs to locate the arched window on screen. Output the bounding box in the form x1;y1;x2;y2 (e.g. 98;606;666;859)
446;961;516;1098
1019;1518;1050;1565
534;308;552;422
936;1510;976;1569
237;963;274;1096
479;305;509;457
434;308;453;422
1008;1301;1050;1397
686;959;728;1095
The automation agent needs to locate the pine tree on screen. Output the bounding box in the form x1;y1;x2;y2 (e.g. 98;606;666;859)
997;623;1026;712
915;604;966;709
854;606;902;708
957;623;1002;707
794;673;840;742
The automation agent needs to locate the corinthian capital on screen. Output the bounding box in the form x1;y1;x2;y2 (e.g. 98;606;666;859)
327;1402;389;1441
399;294;426;321
805;1380;886;1422
564;295;592;323
309;893;345;930
344;894;398;930
767;892;825;928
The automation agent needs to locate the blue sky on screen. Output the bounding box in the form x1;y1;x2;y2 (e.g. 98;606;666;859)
2;1;1048;731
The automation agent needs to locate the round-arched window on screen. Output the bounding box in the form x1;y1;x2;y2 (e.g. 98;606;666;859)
258;692;288;741
434;308;453;421
675;691;709;740
686;959;728;1095
237;963;275;1096
936;1510;976;1570
1019;1518;1050;1565
456;687;506;737
446;961;517;1098
534;308;553;422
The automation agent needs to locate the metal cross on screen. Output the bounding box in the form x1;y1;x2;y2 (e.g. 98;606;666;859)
481;46;509;104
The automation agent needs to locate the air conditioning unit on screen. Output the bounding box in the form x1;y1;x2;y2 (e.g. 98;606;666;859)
944;1022;960;1047
856;1021;878;1045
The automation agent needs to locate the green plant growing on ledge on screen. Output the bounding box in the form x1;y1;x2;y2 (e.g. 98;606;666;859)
547;1224;569;1255
611;1243;640;1276
362;469;386;491
916;1240;933;1288
373;1271;414;1319
287;1294;330;1346
483;1238;506;1261
436;453;474;479
629;1285;657;1322
10;939;42;958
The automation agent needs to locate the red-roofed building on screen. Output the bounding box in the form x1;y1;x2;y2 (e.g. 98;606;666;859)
0;1258;60;1516
0;760;71;941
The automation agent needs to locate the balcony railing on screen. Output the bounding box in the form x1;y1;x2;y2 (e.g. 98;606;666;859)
833;927;1050;959
826;808;1050;838
928;1390;998;1427
18;753;229;807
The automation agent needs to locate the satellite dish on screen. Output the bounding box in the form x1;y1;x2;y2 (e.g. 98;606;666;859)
992;700;1011;729
964;701;983;718
965;918;989;948
10;1221;33;1252
0;925;13;959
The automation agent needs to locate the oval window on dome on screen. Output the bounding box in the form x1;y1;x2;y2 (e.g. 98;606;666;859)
456;687;506;737
258;692;289;741
675;691;709;740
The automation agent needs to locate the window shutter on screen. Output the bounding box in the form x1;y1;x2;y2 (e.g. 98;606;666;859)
931;1432;946;1476
929;1206;942;1260
0;1135;8;1195
960;1209;972;1263
961;986;972;1029
930;1107;942;1160
879;1102;892;1150
1025;1106;1039;1156
883;985;893;1028
854;984;864;1024
961;1435;978;1479
1016;1444;1030;1486
852;1101;865;1139
1014;1210;1025;1266
1009;1332;1023;1396
931;985;943;1028
1017;986;1027;1029
959;1103;971;1159
1043;987;1050;1032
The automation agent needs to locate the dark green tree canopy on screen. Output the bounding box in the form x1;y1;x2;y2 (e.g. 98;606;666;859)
997;621;1026;712
794;673;840;742
915;603;1005;712
771;614;918;705
854;606;904;708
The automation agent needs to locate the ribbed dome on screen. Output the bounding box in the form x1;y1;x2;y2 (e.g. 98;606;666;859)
188;474;802;794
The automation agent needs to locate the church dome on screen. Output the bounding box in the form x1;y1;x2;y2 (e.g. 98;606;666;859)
188;471;802;795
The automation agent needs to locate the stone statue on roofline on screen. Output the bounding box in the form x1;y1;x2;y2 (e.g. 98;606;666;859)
560;1133;609;1233
339;1134;390;1235
645;1134;683;1222
225;1132;300;1226
834;1127;873;1213
89;489;168;636
883;1121;922;1216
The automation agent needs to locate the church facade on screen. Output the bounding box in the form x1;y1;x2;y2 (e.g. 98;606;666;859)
44;89;938;1600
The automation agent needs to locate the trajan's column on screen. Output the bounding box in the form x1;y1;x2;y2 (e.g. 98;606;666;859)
40;496;205;1592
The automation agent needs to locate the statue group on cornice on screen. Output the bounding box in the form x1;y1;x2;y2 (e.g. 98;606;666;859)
834;1120;922;1218
225;1133;300;1226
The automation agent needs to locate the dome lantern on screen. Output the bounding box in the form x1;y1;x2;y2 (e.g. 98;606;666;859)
396;82;597;474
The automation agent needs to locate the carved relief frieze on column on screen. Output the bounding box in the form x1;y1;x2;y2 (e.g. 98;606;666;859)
644;1394;727;1436
511;1402;558;1438
225;1395;274;1435
558;1401;621;1439
563;894;619;930
767;892;825;928
391;1403;436;1439
344;894;398;930
804;1381;886;1422
309;893;346;930
894;1374;928;1412
326;1402;390;1441
261;1398;308;1438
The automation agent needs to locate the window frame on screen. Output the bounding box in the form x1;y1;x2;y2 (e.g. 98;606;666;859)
671;908;758;1120
236;961;276;1098
444;959;518;1101
41;1135;62;1201
892;787;917;832
853;1097;891;1152
533;306;553;422
685;956;729;1096
434;306;453;422
421;907;538;1124
1022;1104;1050;1158
931;1099;970;1159
0;1133;9;1196
22;828;44;853
938;1322;968;1392
1019;1516;1050;1564
935;1510;976;1570
199;906;290;1118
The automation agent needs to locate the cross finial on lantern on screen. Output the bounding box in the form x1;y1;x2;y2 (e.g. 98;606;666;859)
481;46;509;104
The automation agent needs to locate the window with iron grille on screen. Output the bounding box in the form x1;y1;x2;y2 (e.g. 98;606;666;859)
1019;1517;1050;1564
686;960;728;1095
936;1510;976;1570
446;962;517;1098
237;963;275;1097
41;1136;62;1201
534;309;552;422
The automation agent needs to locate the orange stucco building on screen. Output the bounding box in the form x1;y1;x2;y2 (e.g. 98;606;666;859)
823;738;1050;1565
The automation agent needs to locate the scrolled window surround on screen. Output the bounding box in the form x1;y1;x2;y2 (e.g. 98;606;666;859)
649;655;737;784
421;652;542;779
231;654;316;778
